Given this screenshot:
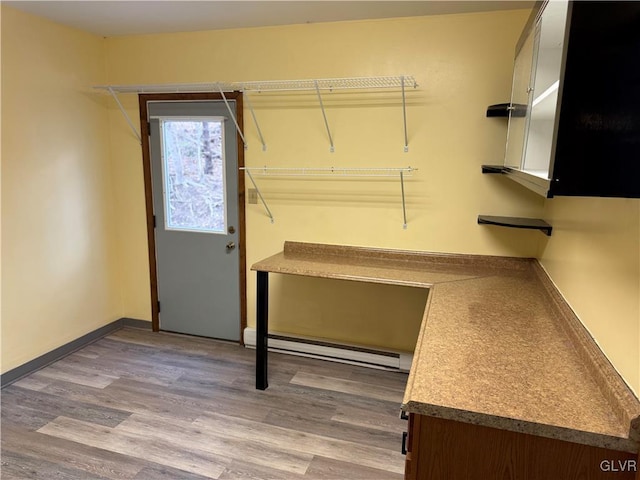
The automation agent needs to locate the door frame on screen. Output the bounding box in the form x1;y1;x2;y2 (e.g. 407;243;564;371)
138;92;247;344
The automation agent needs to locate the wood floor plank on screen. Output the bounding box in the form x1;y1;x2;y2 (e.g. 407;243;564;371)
331;405;407;433
1;425;145;479
0;449;110;480
160;378;274;422
170;373;339;422
37;416;230;478
35;362;120;389
107;377;272;422
73;350;101;359
91;337;160;356
267;350;409;391
73;341;117;357
348;368;410;390
109;329;245;361
263;406;403;450
194;412;406;474
271;353;398;384
1;386;131;428
170;358;256;385
11;375;52;391
0;403;59;431
218;460;307;480
290;372;404;403
304;455;405;479
133;464;215;480
149;350;254;379
57;350;187;387
40;379;205;422
232;368;402;415
114;413;314;475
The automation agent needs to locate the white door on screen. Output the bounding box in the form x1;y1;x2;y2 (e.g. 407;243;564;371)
148;101;240;341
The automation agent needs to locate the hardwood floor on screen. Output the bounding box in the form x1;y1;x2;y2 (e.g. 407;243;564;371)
1;327;408;479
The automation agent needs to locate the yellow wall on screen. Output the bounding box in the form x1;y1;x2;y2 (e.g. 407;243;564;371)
0;6;122;373
105;10;539;351
538;198;640;394
107;99;150;321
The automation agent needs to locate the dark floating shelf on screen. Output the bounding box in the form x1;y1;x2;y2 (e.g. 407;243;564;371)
481;164;508;174
486;103;528;118
477;215;553;236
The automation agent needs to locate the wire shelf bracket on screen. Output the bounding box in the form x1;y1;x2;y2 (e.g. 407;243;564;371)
107;86;142;144
240;166;416;227
314;80;335;153
216;83;248;150
400;169;408;228
245;169;274;223
401;76;409;152
244;93;267;151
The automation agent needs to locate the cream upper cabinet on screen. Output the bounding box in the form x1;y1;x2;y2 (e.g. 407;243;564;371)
504;0;569;196
521;0;568;178
504;18;537;170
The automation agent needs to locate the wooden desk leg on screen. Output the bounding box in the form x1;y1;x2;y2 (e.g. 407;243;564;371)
256;270;269;390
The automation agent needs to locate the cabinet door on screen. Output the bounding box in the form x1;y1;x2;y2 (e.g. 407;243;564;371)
550;1;640;198
504;24;536;169
522;0;569;179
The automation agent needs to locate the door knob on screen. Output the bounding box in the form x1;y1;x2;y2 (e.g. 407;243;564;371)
226;241;236;251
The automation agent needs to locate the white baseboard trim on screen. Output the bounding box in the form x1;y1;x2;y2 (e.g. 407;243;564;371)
244;328;413;372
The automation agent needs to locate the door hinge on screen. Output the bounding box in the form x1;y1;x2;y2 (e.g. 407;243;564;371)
153;215;156;228
157;300;161;313
147;122;151;133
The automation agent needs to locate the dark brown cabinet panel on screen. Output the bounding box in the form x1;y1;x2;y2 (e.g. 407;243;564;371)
405;414;638;480
551;1;640;198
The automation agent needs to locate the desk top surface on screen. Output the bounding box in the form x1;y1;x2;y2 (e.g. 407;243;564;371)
251;241;529;288
251;241;640;453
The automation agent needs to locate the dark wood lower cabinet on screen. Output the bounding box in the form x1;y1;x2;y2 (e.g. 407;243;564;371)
405;414;638;480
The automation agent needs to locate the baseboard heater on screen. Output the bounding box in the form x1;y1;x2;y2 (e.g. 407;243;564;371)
243;328;413;372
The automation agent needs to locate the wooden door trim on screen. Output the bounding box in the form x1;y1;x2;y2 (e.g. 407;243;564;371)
138;92;247;344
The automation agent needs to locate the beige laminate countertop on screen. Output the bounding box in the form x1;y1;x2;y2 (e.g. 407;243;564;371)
251;242;640;453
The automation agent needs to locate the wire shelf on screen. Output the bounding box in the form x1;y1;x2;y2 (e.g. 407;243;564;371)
240;166;417;177
237;76;418;92
95;76;417;94
241;166;416;228
94;83;237;94
97;75;417;152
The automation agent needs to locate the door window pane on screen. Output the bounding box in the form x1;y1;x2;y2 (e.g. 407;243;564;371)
160;119;226;233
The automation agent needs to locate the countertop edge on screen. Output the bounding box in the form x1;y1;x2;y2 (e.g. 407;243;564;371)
532;261;640;445
401;290;434;415
250;263;431;289
281;241;534;270
400;401;639;454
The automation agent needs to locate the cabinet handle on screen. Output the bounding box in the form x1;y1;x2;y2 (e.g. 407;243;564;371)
401;431;408;455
